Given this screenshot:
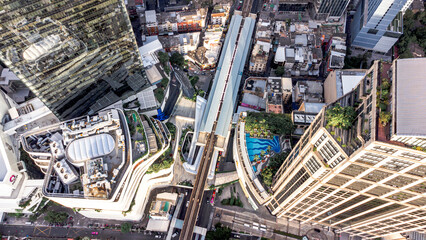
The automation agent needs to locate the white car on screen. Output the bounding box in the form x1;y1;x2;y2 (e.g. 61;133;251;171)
172;232;179;238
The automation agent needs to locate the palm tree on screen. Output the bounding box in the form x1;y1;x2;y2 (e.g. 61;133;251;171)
267;145;272;153
253;154;260;162
260;150;266;157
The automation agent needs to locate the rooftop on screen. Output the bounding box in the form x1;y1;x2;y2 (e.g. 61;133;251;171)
394;58;426;137
22;109;129;200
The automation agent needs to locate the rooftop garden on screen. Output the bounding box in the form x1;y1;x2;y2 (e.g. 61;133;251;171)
245;112;294;138
324;91;363;156
146;147;173;174
376;76;392;127
326;104;357;130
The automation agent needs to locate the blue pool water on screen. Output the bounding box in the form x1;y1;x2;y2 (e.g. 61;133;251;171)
246;133;281;162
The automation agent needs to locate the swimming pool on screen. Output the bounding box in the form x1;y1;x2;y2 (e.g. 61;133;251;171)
246;133;281;162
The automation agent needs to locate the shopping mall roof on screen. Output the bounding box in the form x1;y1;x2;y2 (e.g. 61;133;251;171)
67;134;115;164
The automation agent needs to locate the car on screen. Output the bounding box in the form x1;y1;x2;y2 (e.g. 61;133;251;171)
186;201;189;207
210;189;216;204
155;235;161;238
172;232;179;237
91;232;99;235
237;6;241;10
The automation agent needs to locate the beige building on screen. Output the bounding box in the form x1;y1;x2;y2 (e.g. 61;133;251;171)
324;69;367;104
268;59;426;238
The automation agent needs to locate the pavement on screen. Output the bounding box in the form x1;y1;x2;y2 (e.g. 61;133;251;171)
0;224;166;240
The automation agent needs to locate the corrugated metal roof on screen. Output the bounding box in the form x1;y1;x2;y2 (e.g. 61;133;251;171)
395;58;426;137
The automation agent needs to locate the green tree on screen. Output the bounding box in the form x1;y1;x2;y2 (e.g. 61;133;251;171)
379;111;392;126
121;222;132;233
206;223;232;240
275;66;285;76
260;167;274;187
44;211;68;224
157;51;169;65
163;65;170;75
326;104;357;130
161;77;169;87
170;52;185;68
253;154;260;162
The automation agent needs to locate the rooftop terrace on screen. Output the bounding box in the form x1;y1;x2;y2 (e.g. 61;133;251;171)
22;109;130;200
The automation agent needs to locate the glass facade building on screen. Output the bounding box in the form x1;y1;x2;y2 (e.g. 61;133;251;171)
350;0;411;52
0;0;149;120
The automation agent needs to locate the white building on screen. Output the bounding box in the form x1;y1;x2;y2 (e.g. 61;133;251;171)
0;92;44;217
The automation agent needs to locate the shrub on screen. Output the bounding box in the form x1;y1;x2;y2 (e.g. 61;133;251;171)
379;112;392;126
326;104;357;130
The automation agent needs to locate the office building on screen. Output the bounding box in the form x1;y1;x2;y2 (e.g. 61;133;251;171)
350;0;412;53
0;0;149;120
315;0;351;20
268;59;426;238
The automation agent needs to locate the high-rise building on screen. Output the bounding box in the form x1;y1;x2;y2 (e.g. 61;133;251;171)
268;59;426;238
0;0;149;120
315;0;351;20
278;0;350;20
350;0;412;53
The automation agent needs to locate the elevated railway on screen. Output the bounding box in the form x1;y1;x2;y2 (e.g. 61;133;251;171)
179;2;255;239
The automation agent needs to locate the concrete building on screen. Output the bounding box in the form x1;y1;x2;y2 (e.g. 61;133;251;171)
293;81;324;104
268;59;426;238
0;0;149;120
324;69;367;103
0;92;44;217
146;9;207;36
159;32;200;54
324;35;347;71
350;0;412;53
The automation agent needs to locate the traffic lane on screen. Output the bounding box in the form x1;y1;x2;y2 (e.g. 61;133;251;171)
178;190;192;220
0;224;165;240
197;190;213;228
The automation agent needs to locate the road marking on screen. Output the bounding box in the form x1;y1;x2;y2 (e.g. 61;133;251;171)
33;226;51;236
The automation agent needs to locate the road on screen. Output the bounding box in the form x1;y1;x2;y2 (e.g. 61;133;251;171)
159;71;181;120
174;68;195;98
213;207;335;240
0;224;165;240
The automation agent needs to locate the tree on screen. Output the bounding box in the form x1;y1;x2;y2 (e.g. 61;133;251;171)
157;51;169;65
326;104;357;130
260;167;274;187
206;223;232;240
275;66;285;76
379;111;392;126
170;52;185;68
260;150;266;157
44;211;68;224
161;77;169;87
121;222;132;233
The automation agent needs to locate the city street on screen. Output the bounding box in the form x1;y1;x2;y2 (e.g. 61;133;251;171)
213;207;335;240
0;224;165;240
